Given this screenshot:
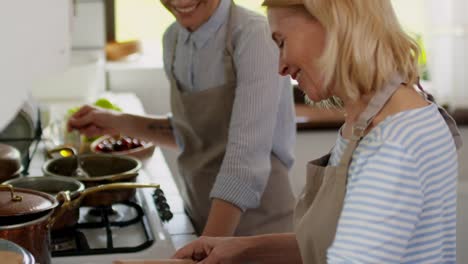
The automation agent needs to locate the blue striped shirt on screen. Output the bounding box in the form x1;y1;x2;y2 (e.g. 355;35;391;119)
162;0;295;211
327;103;458;263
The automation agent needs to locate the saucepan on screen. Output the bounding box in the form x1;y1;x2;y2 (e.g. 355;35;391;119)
3;175;84;231
0;182;160;264
43;147;142;206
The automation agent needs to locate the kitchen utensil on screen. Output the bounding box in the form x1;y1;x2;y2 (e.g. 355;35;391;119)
0;182;160;264
42;152;142;206
3;176;85;231
72;153;89;177
0;143;22;182
0;110;36;158
71;131;90;177
43;152;141;180
0;184;58;264
0;238;35;264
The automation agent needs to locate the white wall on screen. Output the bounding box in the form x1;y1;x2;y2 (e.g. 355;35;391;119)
425;0;468;108
107;67;171;115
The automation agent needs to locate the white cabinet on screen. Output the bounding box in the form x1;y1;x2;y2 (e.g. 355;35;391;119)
72;0;106;49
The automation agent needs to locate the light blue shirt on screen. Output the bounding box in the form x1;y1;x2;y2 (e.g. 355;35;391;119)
327;104;458;263
163;0;296;210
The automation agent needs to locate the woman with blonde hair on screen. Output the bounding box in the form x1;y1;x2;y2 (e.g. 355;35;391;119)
172;0;463;263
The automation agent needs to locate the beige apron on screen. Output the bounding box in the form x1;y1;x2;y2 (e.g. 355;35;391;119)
168;3;295;236
294;75;463;264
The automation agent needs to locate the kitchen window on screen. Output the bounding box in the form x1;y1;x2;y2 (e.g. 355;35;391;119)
109;0;264;67
109;0;426;65
105;1;467;118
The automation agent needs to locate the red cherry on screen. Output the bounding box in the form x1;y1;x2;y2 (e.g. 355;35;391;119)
113;140;125;151
96;143;112;153
131;138;142;148
122;137;133;148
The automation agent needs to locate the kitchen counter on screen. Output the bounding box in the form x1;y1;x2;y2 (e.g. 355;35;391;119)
28;92;197;263
295;104;344;130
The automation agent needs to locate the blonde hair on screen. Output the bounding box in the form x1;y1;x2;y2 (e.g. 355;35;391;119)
263;0;421;103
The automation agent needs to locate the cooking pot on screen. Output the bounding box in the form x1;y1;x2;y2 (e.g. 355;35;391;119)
42;149;142;206
0;238;35;264
3;176;84;231
0;143;22;182
0;182;160;264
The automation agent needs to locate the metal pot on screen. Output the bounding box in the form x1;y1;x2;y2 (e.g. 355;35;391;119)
0;238;35;264
0;143;22;183
0;185;58;264
0;182;160;264
42;150;141;206
3;176;85;231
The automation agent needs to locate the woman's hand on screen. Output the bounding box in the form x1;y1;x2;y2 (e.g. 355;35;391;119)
67;105;123;137
173;236;249;264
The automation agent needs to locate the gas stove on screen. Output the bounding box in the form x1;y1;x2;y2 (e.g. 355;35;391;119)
50;172;177;264
23;139;196;264
19;95;198;263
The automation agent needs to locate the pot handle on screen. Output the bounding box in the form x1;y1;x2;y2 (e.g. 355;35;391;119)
0;184;23;202
49;182;160;226
74;183;161;205
48;191;72;229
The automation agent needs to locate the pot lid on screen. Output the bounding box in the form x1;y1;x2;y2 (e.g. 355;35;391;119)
0;144;22;177
0;185;58;217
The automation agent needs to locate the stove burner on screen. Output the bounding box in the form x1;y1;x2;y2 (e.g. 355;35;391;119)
51;230;89;252
85;206;124;223
52;201;155;257
88;207;117;217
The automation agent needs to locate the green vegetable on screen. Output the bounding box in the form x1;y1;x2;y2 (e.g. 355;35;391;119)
94;98;122;111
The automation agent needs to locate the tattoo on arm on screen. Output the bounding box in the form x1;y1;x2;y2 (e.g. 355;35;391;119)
147;122;172;132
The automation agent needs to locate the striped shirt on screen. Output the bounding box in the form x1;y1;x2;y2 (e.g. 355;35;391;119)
162;0;295;211
327;103;458;263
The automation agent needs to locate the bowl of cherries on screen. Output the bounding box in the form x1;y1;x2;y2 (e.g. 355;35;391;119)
90;135;156;163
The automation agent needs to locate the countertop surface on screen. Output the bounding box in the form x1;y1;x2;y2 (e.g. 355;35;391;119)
295;104;344;130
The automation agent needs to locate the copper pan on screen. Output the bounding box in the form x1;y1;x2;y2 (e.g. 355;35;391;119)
0;182;160;264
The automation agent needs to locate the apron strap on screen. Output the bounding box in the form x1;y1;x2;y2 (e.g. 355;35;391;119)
339;75;463;169
415;80;463;150
339;75;404;168
352;75;404;140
